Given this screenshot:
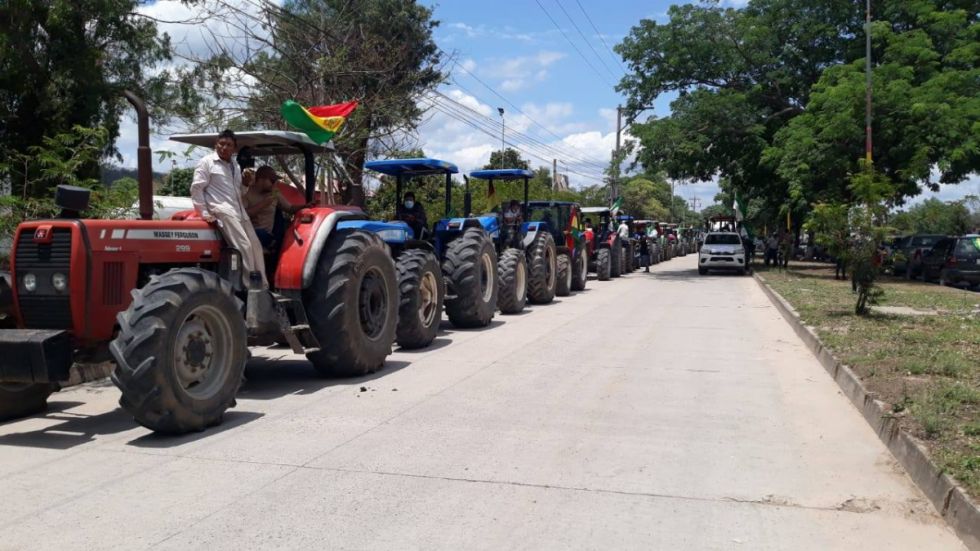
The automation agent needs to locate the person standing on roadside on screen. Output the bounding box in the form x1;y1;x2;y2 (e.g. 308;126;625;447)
765;232;779;266
190;129;266;286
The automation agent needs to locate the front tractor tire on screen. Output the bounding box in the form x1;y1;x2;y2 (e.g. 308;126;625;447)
111;268;246;434
596;248;611;281
571;246;588;291
0;383;55;422
305;230;398;376
444;227;498;328
395;249;444;349
610;238;623;278
556;252;572;297
497;247;528;315
527;232;557;304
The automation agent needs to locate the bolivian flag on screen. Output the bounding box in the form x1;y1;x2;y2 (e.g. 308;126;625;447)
281;100;358;144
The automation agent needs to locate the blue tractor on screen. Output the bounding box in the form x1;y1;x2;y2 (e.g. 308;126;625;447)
365;158;504;333
469;169;558;305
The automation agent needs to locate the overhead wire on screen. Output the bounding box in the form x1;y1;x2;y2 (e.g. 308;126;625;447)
423;97;607;185
572;0;629;74
554;0;620;81
442;52;610;161
431;90;609;172
533;0;614;88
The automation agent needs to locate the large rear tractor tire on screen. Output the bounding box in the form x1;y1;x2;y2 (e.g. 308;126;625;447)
610;238;623;278
556;252;572;297
497;247;528;315
0;383;55;422
596;248;611;281
571;246;587;291
395;249;443;350
444;227;498;328
110;268;246;434
305;230;398;377
527;232;557;303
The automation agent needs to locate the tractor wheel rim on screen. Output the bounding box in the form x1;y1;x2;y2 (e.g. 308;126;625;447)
516;260;527;300
480;252;494;303
565;258;573;288
418;270;439;327
579;253;587;278
359;267;389;340
173;304;233;400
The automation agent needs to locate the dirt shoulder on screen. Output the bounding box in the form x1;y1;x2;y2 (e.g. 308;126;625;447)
756;262;980;499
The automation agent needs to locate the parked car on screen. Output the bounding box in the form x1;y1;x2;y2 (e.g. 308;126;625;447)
698;232;748;275
902;234;946;279
920;235;980;288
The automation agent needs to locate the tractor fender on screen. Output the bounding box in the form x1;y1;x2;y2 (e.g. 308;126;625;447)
336;219;411;244
274;208;366;290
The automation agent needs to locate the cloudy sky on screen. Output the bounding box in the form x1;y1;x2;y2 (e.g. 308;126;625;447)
119;0;976;209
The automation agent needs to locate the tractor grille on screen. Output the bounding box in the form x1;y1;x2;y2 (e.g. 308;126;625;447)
102;262;124;305
14;228;73;329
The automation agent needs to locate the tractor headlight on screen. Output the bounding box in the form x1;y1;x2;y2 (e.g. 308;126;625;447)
52;272;68;292
23;273;37;292
376;228;407;242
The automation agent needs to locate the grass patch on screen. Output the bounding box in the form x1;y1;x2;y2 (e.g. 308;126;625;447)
756;261;980;497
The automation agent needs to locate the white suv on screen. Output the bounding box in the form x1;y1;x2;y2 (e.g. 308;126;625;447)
698;232;747;275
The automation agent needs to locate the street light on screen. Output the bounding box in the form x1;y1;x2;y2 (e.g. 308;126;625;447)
497;107;505;168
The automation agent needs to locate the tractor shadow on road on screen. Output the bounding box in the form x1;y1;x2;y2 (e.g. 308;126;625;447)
0;403;137;450
125;410;265;449
236;357;412;401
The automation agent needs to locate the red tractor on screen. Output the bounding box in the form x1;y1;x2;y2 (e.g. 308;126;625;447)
0;93;399;433
581;206;622;280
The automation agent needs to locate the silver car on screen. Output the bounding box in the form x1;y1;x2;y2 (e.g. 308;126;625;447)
698;232;748;275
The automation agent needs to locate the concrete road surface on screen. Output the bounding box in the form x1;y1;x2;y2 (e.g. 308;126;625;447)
0;256;966;550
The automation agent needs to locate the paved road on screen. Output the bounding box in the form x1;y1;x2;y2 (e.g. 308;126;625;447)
0;255;965;550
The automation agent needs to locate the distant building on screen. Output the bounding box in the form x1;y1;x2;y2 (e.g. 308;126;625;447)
554;173;570;192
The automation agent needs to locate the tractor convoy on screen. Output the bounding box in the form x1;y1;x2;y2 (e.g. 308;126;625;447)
0;96;687;433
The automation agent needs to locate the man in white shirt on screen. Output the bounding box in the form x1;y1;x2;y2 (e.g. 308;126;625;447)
190;130;267;286
617;219;630;240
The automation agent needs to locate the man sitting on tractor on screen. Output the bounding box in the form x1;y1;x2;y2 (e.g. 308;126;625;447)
244;165;308;250
396;191;428;238
190;129;267;286
502;199;523;247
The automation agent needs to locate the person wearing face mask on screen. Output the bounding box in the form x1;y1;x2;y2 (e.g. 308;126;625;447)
396;191;427;239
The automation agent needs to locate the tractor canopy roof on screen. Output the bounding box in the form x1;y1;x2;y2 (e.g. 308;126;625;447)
170;130;333;156
580;206;611;215
468;168;533;180
527;200;579;207
364;158;458;176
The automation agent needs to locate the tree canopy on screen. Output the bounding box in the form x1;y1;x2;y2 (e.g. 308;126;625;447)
0;0;200;196
617;0;978;231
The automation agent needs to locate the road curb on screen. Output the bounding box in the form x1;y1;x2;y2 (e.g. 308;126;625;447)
754;272;980;551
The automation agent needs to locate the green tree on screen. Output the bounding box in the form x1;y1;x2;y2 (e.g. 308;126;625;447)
484;148;530;171
0;0;200;196
195;0;443;207
617;0;978;232
891;198;973;235
160;168;194;197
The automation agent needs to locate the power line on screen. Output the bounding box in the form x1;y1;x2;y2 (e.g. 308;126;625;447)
554;0;620;81
423;98;607;185
444;53;608;160
432;90;609;172
435;92;605;177
573;0;629;74
533;0;614;88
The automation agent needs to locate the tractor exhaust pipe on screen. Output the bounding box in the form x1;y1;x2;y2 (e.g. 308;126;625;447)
123;91;154;220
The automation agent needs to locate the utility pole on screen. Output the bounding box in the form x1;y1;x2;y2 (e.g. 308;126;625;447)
553;158;558;190
612;105;622;202
865;0;873;166
689;197;701;212
498;107;505;168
